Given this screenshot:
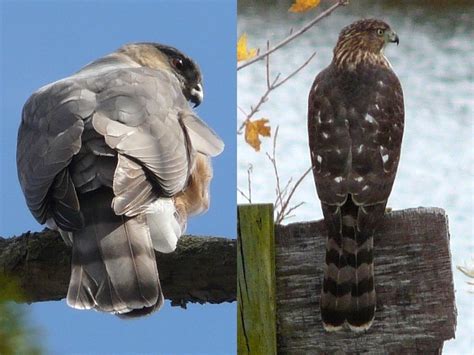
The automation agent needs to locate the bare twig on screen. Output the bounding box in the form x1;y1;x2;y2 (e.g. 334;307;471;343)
265;126;313;224
276;166;312;224
284;201;306;220
237;75;279;134
237;0;349;71
237;52;316;134
238;164;254;204
275;177;293;210
247;164;253;203
238;106;249;118
272;51;317;91
266;127;283;211
266;40;271;89
237;188;251;204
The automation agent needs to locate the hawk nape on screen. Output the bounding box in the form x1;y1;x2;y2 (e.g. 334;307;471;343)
307;19;404;331
17;43;224;317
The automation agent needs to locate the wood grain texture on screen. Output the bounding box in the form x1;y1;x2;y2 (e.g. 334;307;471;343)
275;207;456;354
238;204;277;355
0;229;236;307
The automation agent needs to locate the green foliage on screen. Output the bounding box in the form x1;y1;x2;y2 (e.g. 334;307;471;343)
0;276;43;355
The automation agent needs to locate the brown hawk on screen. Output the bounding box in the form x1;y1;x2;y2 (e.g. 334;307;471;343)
308;19;404;331
17;43;224;317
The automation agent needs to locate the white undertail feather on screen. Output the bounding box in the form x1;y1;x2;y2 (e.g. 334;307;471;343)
146;199;182;253
348;318;374;332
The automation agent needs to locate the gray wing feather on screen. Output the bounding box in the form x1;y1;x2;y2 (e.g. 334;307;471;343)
112;155;156;216
90;68;198;199
92;110;188;196
17;80;95;229
180;112;224;157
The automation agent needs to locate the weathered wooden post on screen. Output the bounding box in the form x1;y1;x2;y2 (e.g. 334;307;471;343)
237;204;277;354
238;206;456;354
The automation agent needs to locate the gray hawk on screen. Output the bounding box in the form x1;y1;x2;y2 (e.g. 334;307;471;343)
17;43;224;317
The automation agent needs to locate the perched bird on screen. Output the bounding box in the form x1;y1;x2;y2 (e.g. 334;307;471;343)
308;19;404;331
17;43;224;317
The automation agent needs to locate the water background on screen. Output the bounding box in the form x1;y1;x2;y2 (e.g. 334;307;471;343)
238;1;473;352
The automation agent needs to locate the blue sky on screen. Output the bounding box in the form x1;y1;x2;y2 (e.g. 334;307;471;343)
0;0;236;354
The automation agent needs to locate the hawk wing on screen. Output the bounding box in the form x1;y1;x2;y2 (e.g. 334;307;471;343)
308;64;404;330
17;57;223;316
89;66;223;216
17;59;223;228
17;79;91;230
309;66;404;206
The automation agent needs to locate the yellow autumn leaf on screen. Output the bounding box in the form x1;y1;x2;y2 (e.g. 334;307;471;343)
237;33;258;62
289;0;320;13
245;119;271;152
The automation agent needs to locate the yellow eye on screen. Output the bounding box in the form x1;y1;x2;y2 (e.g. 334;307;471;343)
376;29;384;36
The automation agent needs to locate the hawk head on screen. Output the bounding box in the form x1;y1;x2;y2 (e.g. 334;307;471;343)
333;19;399;69
119;42;203;107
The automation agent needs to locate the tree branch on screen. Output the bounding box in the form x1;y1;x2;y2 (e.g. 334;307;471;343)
237;51;316;135
237;0;349;71
0;229;236;307
265;126;312;225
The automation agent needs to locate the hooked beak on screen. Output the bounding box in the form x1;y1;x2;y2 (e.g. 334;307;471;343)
387;30;399;46
190;83;203;107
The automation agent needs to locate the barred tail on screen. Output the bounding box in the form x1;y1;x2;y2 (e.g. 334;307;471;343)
321;229;351;331
67;188;164;317
346;229;375;331
320;197;376;331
